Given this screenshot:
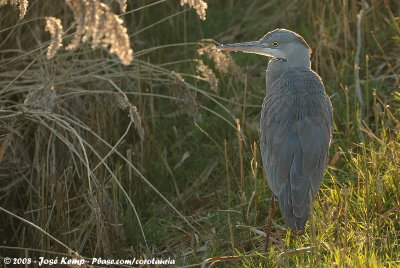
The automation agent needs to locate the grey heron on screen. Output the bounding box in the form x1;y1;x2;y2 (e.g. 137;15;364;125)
218;29;333;234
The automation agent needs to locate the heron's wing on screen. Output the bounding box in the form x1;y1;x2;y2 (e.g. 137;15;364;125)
260;68;333;230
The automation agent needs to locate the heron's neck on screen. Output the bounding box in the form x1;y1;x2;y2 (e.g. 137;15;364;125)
266;51;311;90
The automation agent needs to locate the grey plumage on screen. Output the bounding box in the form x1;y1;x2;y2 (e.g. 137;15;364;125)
218;29;333;231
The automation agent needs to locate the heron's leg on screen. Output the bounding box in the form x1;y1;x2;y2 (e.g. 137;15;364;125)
265;195;276;255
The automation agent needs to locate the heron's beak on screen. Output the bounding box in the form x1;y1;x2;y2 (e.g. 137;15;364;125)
217;41;276;58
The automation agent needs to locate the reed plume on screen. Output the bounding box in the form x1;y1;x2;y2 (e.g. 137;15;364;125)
0;0;28;18
66;0;133;65
180;0;207;20
44;17;63;60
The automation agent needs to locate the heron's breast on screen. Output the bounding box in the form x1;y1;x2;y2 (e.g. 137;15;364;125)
262;87;326;129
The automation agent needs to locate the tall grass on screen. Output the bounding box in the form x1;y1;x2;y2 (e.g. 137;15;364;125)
1;0;399;267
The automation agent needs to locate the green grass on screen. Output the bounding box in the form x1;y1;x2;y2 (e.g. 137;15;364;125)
1;0;400;267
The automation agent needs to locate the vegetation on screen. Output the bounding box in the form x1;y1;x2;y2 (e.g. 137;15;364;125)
1;0;399;267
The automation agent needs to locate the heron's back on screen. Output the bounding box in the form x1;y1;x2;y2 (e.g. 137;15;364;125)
260;67;332;231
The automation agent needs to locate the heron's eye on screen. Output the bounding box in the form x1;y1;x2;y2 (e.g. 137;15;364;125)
272;41;279;47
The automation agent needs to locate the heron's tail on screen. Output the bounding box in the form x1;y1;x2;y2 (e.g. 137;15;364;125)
278;183;311;231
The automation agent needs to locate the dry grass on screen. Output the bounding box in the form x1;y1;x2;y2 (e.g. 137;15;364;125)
23;83;57;112
0;0;220;263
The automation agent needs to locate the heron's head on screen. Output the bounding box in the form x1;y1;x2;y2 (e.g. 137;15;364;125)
217;29;311;63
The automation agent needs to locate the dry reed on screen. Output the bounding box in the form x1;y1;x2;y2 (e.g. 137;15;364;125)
196;59;218;91
180;0;207;20
171;71;201;121
66;0;133;65
117;0;126;13
44;17;63;60
117;94;144;141
0;0;28;18
198;43;238;74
